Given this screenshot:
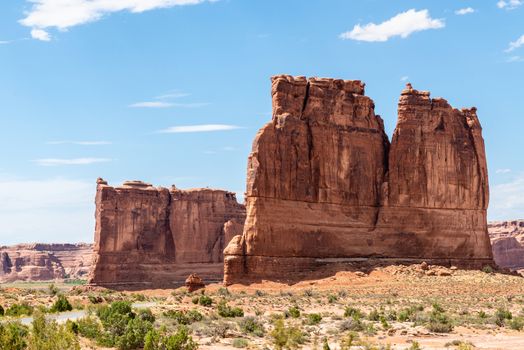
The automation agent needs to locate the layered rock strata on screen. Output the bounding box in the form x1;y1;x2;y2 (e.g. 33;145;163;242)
90;180;245;288
488;220;524;273
224;76;493;284
0;243;92;282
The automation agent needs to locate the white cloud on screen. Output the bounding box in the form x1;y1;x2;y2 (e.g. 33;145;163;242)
0;40;10;44
33;157;111;166
159;124;242;133
46;140;112;145
455;7;475;15
31;28;51;41
0;177;94;244
496;168;512;174
400;76;409;81
497;0;522;9
489;174;524;220
20;0;214;41
339;9;444;42
506;34;524;52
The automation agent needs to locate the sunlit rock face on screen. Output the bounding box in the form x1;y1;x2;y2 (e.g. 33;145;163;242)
489;221;524;273
0;243;93;282
90;180;245;288
224;76;493;285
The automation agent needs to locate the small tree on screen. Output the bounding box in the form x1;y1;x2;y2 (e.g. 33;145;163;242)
50;295;73;313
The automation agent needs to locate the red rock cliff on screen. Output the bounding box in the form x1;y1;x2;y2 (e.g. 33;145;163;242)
90;180;245;288
224;76;493;284
489;220;524;273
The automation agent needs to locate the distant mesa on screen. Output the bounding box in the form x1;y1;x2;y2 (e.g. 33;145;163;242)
224;75;493;285
89;180;246;288
489;220;524;274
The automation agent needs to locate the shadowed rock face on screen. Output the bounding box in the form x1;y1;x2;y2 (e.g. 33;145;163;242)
90;181;245;288
0;243;93;282
489;221;524;273
224;76;493;285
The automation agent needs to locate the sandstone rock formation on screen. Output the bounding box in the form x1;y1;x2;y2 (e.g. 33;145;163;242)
224;76;493;284
489;220;524;273
90;180;245;288
185;273;205;292
0;243;92;282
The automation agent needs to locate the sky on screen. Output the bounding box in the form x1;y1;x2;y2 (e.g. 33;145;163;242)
0;0;523;244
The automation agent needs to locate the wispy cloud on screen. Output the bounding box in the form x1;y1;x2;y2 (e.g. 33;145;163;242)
455;7;475;15
0;40;10;44
400;76;409;81
339;9;444;42
506;34;524;52
489;173;524;220
46;140;112;145
129;101;174;108
33;158;111;166
507;55;524;62
158;124;242;133
497;0;522;10
155;91;190;100
129;101;209;108
496;168;512;174
19;0;216;41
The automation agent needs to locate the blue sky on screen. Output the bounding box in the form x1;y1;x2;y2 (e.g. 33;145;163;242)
0;0;523;244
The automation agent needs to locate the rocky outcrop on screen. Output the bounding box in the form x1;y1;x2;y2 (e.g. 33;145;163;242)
0;243;93;282
224;76;493;285
488;220;524;273
90;180;245;288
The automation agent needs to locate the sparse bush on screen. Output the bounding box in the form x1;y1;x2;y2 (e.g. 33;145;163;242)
115;317;153;350
77;316;102;339
285;306;300;319
48;283;59;296
495;308;512;327
344;307;363;320
478;310;488;319
509;316;524;331
0;322;28;350
407;341;422;350
368;309;380;321
194;295;212;307
239;316;264;336
27;311;80;350
254;290;265;297
0;305;4;317
327;295;338;304
232;338;249;348
270;319;305;350
217;287;230;296
217;301;244;318
303;289;314;297
427;306;453;333
88;295;103;304
339;318;364;332
144;326;197;350
50;295;73;313
305;313;322;325
482;265;494;274
137;309;155;323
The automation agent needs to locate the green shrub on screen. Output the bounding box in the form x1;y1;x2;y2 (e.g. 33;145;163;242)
270;319;305;350
137;309;155;323
50;295;73;313
509;316;524;331
48;283;59;296
427;307;453;333
285;306;300;319
144;326;197;350
217;287;230;296
6;303;33;317
495;308;513;326
327;295;338;304
217;301;244;318
368;309;380;321
305;313;322;325
77;316;102;339
0;322;28;350
186;309;203;323
27;311;79;350
0;305;4;317
88;295;103;304
344;307;363;320
239;316;264;336
407;341;422;350
193;295;212;307
232;338;249;348
115;317;153;350
482;265;494;273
